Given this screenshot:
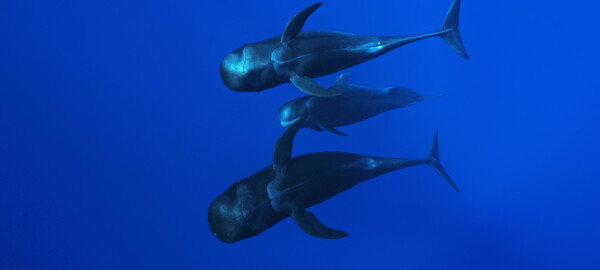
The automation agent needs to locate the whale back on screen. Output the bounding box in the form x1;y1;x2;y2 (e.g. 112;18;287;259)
275;152;404;209
272;31;384;77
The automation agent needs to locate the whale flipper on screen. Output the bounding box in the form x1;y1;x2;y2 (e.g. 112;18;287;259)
291;208;349;239
273;116;307;170
290;74;342;97
323;125;348;137
281;3;343;97
281;2;323;43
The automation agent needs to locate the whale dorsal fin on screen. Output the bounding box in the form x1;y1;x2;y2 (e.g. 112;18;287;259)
291;208;349;239
281;2;323;43
273;116;307;170
330;73;351;90
323;125;348;137
290;74;341;97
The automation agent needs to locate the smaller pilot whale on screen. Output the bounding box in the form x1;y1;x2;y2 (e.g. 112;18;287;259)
220;0;469;97
208;117;459;243
278;73;443;136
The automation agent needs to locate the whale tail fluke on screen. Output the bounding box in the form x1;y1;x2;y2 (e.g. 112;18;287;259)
428;131;460;192
439;0;470;60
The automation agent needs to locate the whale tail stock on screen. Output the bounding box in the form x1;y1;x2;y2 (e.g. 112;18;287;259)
427;131;460;192
418;93;447;101
438;0;470;59
386;0;469;59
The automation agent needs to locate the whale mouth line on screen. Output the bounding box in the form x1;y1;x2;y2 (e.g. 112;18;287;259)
281;116;303;126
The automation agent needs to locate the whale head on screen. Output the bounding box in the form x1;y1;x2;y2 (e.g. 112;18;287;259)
208;169;284;243
207;182;248;243
220;40;283;93
278;97;312;127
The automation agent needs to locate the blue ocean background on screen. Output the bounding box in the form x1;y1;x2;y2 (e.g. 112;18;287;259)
1;0;599;269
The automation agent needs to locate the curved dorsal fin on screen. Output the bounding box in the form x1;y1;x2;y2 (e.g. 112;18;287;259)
273;116;307;170
281;2;323;43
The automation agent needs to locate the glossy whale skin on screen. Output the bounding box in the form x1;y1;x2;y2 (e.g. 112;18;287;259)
220;0;469;95
208;151;429;243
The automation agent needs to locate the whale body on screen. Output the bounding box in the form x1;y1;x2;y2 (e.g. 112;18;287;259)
279;73;443;136
220;0;469;97
207;117;459;243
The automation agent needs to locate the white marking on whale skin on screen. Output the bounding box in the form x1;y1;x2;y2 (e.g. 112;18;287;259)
273;41;385;67
280;115;302;127
272;53;310;65
227;47;248;76
271;46;312;67
241;47;249;74
279;103;294;126
342;157;380;170
344;42;384;54
222;48;248;78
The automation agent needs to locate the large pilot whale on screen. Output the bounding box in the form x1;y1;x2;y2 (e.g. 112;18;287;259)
278;73;443;136
220;0;469;97
208;117;459;243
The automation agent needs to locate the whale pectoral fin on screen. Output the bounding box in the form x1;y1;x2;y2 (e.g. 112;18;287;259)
311;125;324;132
273;116;308;170
290;74;342;97
281;2;323;43
323;125;348;137
291;208;349;239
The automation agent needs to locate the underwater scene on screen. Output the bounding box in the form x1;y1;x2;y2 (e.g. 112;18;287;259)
1;0;599;269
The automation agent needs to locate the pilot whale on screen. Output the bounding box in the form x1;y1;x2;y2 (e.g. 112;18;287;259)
278;73;443;136
220;0;469;97
208;117;459;243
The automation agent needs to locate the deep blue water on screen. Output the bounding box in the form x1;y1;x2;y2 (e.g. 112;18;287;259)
1;0;599;269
